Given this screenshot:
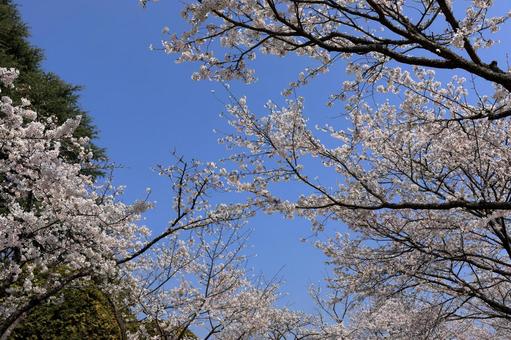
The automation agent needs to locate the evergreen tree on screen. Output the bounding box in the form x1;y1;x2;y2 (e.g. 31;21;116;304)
0;0;105;174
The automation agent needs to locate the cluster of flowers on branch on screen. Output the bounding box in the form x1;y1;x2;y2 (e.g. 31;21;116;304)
145;0;511;337
220;74;511;335
0;68;320;339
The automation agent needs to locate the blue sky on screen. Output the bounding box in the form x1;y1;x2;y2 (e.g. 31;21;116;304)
13;0;511;319
14;0;349;312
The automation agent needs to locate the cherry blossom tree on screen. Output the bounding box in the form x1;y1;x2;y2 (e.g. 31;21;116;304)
127;225;322;339
148;0;511;337
0;68;315;339
0;66;153;336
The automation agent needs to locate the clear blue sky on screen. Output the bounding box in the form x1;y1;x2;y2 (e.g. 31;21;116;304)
14;0;349;312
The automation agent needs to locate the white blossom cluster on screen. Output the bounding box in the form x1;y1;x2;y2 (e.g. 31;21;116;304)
218;66;511;337
0;67;326;339
0;67;147;333
150;0;511;337
152;0;511;91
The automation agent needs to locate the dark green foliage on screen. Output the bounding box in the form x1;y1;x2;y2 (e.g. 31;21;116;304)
9;284;123;340
0;0;106;176
8;282;198;339
0;0;41;72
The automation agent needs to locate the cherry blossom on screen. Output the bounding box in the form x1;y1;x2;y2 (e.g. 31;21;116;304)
152;0;511;337
0;68;315;339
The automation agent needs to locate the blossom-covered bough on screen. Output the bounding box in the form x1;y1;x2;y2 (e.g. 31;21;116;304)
148;0;511;94
0;67;128;335
145;0;511;337
0;69;318;339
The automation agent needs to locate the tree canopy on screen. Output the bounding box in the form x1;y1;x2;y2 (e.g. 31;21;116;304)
0;67;309;338
4;0;511;338
146;0;511;337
